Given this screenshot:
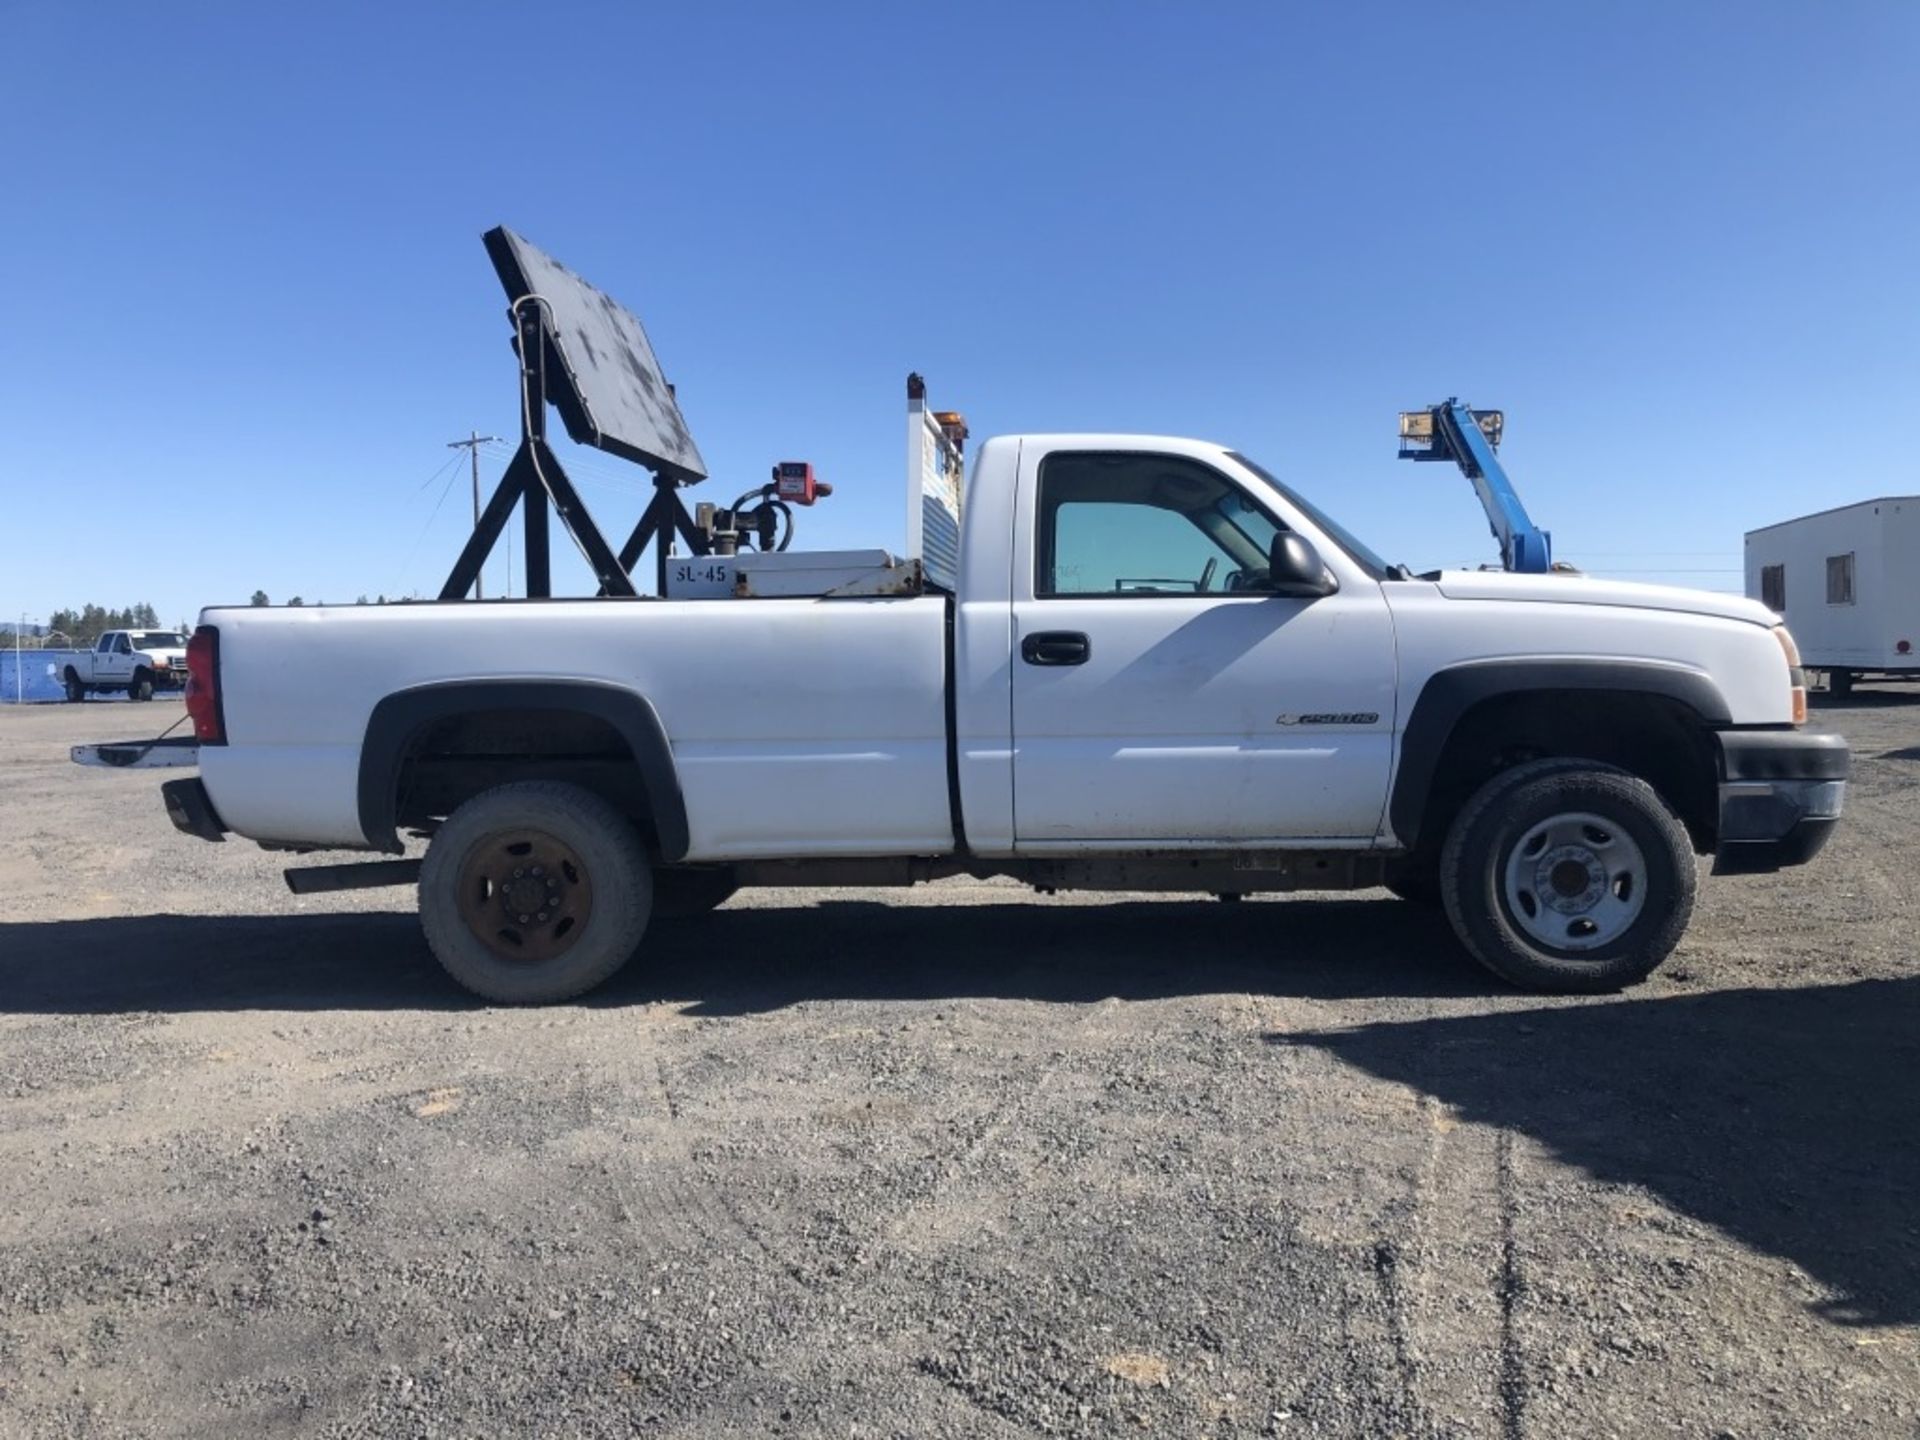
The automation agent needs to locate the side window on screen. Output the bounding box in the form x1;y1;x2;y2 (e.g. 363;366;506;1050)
114;634;133;654
96;634;115;653
1825;553;1854;606
1036;453;1282;598
1760;564;1785;612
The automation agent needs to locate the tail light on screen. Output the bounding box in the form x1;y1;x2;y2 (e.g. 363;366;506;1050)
185;625;225;743
1773;625;1806;726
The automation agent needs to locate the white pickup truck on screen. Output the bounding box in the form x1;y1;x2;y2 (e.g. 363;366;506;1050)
121;434;1845;1002
61;630;190;702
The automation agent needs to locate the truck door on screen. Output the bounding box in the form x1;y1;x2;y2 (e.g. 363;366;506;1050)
1009;449;1395;845
96;634;125;683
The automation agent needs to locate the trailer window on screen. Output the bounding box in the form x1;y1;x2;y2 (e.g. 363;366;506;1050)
1826;553;1855;606
1760;564;1785;612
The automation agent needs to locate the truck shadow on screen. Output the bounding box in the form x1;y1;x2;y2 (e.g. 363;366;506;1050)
0;897;1490;1015
1279;976;1920;1327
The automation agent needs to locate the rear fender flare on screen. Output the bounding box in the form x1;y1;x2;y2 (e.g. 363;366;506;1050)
1389;660;1732;849
356;680;688;860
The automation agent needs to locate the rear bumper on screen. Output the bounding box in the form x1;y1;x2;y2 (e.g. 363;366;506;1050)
161;778;228;843
1713;731;1849;875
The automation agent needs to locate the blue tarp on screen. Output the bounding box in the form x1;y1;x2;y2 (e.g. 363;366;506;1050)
0;650;74;702
0;650;180;704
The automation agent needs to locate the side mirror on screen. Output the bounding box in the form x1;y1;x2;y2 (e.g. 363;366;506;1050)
1266;532;1337;597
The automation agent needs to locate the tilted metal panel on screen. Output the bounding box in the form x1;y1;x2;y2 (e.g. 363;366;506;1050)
484;226;708;482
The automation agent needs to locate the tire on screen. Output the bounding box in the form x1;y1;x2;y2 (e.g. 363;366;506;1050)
1439;758;1696;993
1382;859;1441;906
419;781;653;1003
63;670;86;703
651;866;739;920
1829;669;1855;697
129;670;154;702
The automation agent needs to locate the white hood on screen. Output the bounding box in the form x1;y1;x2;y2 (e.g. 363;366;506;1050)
1433;570;1776;627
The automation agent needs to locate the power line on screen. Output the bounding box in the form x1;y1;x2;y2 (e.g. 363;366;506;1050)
415;450;464;493
394;453;472;599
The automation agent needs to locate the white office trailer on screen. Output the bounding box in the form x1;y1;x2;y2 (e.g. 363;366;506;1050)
1745;496;1920;692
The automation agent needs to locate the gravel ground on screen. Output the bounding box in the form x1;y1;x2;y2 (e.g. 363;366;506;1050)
1;694;1916;1439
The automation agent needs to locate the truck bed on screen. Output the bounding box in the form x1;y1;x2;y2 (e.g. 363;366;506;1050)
199;597;954;859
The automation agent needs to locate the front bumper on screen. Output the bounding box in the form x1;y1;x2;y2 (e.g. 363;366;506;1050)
1713;731;1849;875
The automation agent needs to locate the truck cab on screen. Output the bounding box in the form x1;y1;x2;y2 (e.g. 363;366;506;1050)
954;436;1396;849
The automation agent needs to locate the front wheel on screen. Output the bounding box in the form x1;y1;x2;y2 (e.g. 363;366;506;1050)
1439;758;1696;993
129;670;154;702
419;781;653;1003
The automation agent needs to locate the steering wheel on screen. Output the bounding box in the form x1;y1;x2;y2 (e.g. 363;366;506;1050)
1197;557;1219;594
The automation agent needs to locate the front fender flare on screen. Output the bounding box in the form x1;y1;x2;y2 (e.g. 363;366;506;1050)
1389;659;1732;849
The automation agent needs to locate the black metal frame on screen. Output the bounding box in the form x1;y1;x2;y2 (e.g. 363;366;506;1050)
616;475;709;596
440;299;708;600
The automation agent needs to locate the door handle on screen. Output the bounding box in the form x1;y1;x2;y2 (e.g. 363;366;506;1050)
1021;631;1091;666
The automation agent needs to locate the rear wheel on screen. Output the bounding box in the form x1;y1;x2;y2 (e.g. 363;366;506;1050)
1439;758;1695;993
651;866;739;919
1828;668;1855;696
419;781;653;1003
63;670;86;703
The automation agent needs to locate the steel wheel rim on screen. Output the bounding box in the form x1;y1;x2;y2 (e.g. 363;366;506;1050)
455;827;594;962
1501;810;1648;952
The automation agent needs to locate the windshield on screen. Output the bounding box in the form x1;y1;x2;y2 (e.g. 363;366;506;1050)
128;632;186;650
1228;452;1390;578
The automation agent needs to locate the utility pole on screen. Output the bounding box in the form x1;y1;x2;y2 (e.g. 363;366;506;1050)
13;613;39;705
446;432;502;598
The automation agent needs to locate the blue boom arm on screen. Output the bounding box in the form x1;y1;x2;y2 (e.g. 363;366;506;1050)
1399;399;1552;573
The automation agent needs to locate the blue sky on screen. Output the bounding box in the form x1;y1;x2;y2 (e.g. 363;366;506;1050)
1;2;1914;626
